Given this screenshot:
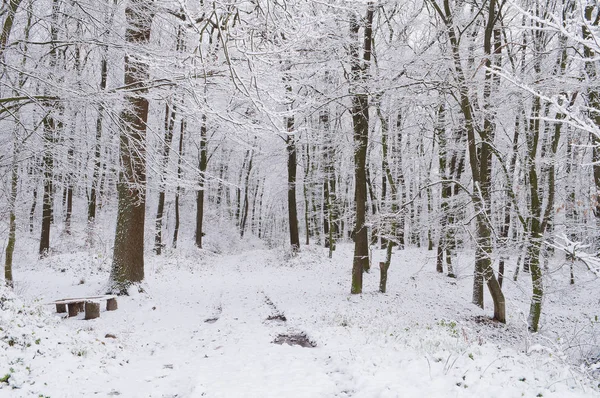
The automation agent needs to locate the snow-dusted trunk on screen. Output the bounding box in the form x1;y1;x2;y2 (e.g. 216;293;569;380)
239;145;253;238
195;115;208;247
39;0;63;257
321;109;338;255
433;0;505;322
172;118;185;248
39;117;56;257
435;102;456;278
4;1;30;285
5;140;18;287
109;0;154;294
286;115;300;253
350;5;374;294
377;105;397;293
155;102;176;254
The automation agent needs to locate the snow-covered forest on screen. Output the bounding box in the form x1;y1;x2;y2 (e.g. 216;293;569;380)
1;0;600;396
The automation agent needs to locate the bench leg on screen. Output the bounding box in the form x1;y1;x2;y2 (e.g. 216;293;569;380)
84;302;100;320
56;303;67;313
106;298;118;311
67;303;81;317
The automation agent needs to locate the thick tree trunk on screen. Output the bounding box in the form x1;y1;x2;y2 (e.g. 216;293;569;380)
108;0;154;294
350;6;373;294
286;114;300;253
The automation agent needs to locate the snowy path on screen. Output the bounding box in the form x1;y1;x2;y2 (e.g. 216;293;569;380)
7;246;600;397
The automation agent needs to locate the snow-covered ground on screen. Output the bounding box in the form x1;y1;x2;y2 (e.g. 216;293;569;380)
2;228;600;397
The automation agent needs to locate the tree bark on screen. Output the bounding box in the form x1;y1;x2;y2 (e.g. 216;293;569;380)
240;145;253;238
172;118;185;248
4;141;18;287
195;115;208;247
350;5;374;294
286;115;300;253
39;116;55;257
155;102;177;254
108;0;154;294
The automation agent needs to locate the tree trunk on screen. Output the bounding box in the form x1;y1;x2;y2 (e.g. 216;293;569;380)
39;116;55;257
4;141;18;288
195;115;208;247
29;189;36;233
303;141;311;246
108;0;154;294
286;114;300;253
155;102;177;254
350;5;374;294
240;147;253;238
172;119;185;248
377;104;398;293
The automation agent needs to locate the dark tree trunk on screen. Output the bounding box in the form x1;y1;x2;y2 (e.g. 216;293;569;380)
286;115;300;253
39;116;56;257
65;182;73;233
240;147;253;238
321;109;338;255
195;115;208;248
39;0;62;257
29;189;36;233
173;119;185;248
435;102;455;277
350;5;374;294
377;104;398;293
108;0;154;295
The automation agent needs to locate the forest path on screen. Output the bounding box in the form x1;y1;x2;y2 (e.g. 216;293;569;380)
174;249;341;397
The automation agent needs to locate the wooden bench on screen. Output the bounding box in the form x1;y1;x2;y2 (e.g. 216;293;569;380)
50;295;118;320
